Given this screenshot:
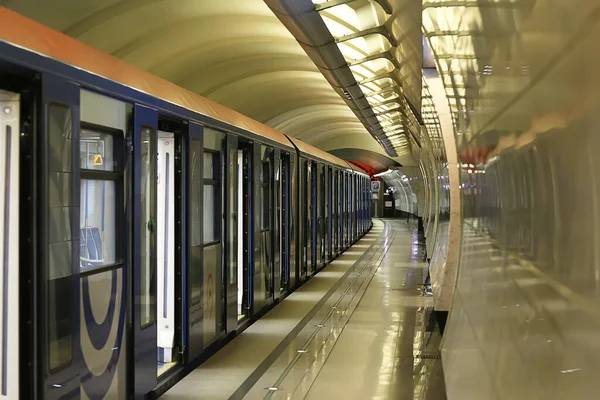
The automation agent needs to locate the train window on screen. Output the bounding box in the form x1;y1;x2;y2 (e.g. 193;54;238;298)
80;180;117;268
79;124;123;273
203;185;217;242
203;151;220;245
47;103;74;372
203;153;214;180
80;128;117;171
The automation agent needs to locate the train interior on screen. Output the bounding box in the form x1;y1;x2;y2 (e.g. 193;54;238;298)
0;85;19;400
237;139;251;321
154;118;184;377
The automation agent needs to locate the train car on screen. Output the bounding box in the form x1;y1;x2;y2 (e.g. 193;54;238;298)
285;137;370;277
0;7;371;400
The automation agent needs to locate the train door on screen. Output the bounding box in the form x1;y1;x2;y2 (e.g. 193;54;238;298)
351;174;355;241
298;158;306;280
224;134;239;333
36;78;135;400
341;171;346;249
257;145;274;308
133;104;159;398
359;177;363;234
347;172;351;245
237;140;253;320
39;77;86;400
321;164;327;265
350;175;354;241
279;153;290;293
306;160;313;276
339;170;344;251
0;89;19;400
187;123;203;360
272;149;282;299
346;171;351;247
311;162;317;273
327;166;333;260
202;128;225;342
365;178;368;230
315;163;322;268
333;169;338;256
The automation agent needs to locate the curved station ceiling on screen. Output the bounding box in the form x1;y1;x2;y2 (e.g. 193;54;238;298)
4;0;443;168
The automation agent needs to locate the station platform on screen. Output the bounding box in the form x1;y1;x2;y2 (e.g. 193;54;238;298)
162;219;446;400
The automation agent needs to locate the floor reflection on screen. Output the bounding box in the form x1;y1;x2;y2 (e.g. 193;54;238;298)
304;219;447;400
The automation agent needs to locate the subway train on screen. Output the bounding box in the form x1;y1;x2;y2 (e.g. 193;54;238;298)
0;8;371;400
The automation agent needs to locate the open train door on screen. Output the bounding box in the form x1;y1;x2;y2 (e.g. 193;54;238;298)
132;104;158;398
38;75;82;400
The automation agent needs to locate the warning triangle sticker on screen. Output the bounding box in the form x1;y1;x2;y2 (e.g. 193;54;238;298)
93;154;103;166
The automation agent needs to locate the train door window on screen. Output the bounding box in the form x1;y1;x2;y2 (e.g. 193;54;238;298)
203;128;224;346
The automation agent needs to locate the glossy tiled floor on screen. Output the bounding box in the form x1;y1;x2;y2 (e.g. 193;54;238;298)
162;219;446;400
303;220;446;400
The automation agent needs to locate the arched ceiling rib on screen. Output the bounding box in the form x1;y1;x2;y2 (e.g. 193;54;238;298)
4;0;416;166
